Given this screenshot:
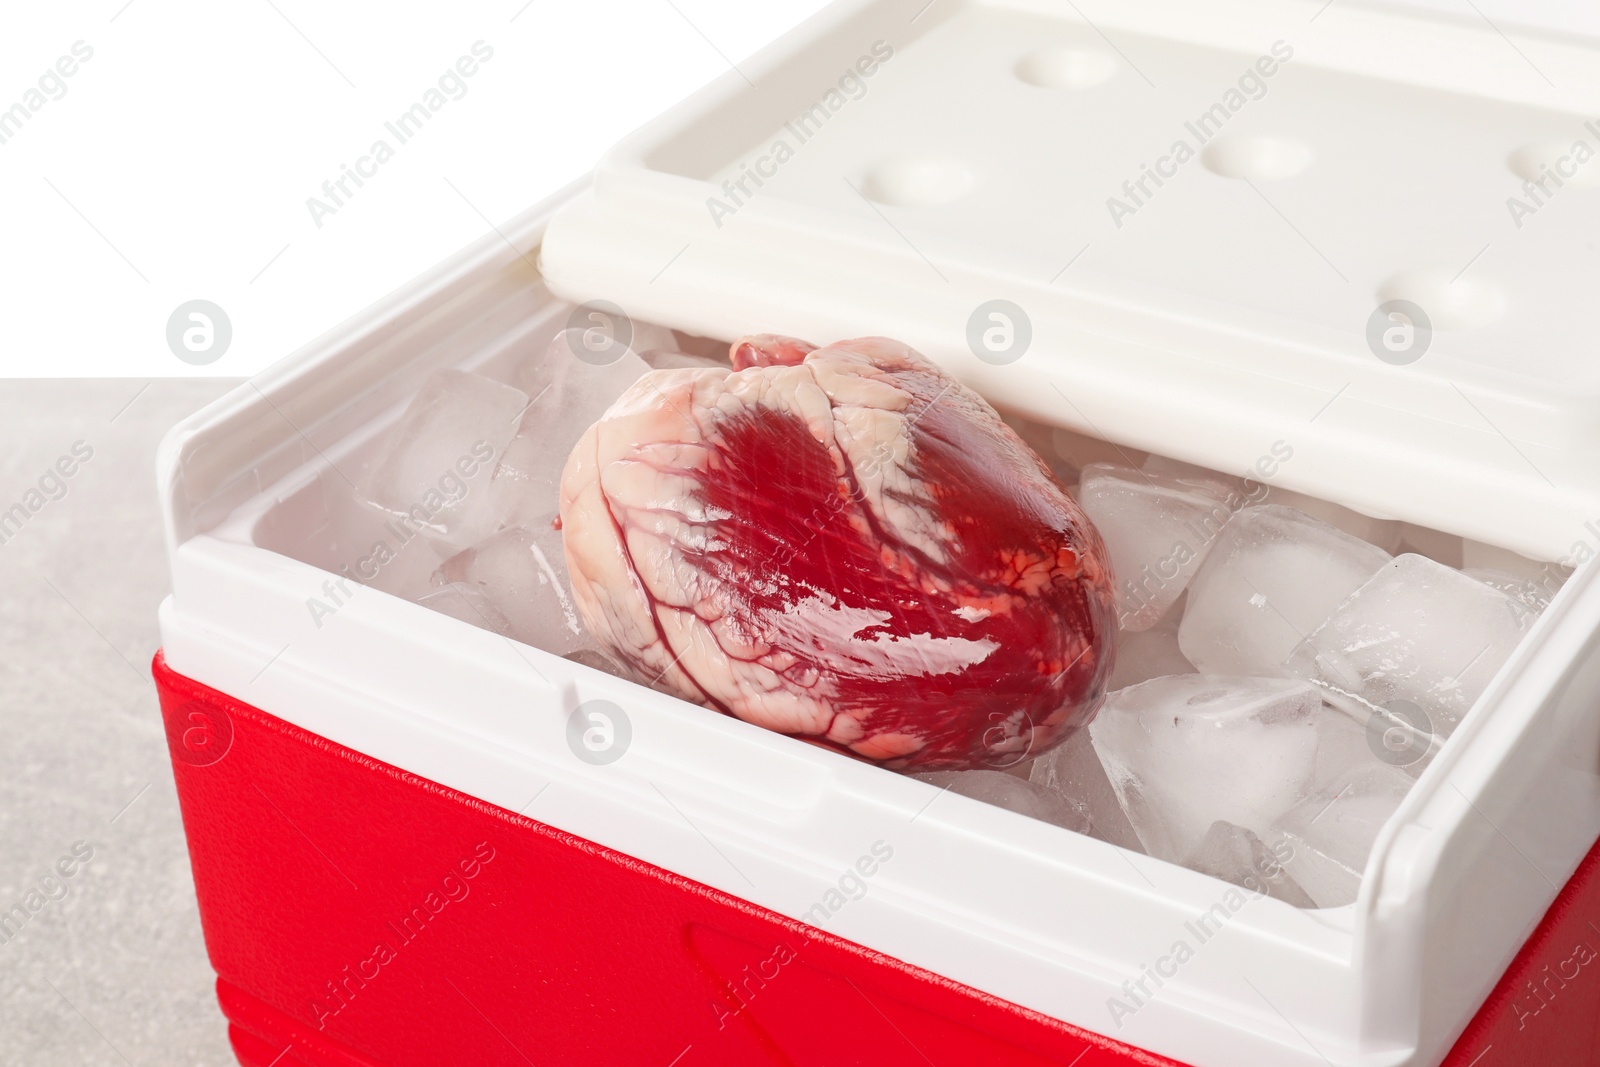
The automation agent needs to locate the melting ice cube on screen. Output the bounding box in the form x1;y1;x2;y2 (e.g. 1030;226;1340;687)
1261;486;1402;551
1179;505;1392;677
1266;762;1414;908
1461;542;1567;618
1029;728;1143;851
1140;455;1246;504
1077;463;1237;632
364;369;528;551
1464;569;1554;620
1312;706;1379;789
360;533;448;602
1285;553;1534;740
516;327;655;407
1106;596;1195;692
491;430;563;533
495;329;654;529
439;522;587;655
915;769;1091;833
1088;675;1321;863
303;483;448;602
1185;820;1316;908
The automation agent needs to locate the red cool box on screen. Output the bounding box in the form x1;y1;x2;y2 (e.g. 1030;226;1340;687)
156;1;1600;1064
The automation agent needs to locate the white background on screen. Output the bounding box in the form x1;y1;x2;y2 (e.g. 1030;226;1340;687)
1;0;1596;378
0;1;831;378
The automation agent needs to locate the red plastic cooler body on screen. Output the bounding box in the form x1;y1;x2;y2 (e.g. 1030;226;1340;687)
154;654;1600;1066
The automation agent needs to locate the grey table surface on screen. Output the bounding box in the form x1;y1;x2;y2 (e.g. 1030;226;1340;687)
0;379;244;1067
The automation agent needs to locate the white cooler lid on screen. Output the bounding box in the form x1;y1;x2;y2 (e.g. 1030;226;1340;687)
540;0;1600;562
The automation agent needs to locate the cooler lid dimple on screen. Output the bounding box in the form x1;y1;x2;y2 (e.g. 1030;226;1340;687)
540;0;1600;561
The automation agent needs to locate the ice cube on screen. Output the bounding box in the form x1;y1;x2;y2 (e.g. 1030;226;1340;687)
1140;455;1247;505
1030;728;1143;851
1106;596;1195;692
364;369;528;551
1285;554;1533;739
361;527;449;601
495;329;654;530
1078;463;1237;631
1461;540;1568;615
554;311;675;368
491;430;562;533
300;484;449;602
1179;505;1392;677
1185;821;1316;908
1266;763;1414;908
1312;706;1377;790
439;523;587;654
516;327;654;403
1262;486;1402;551
1397;523;1463;568
1464;568;1554;619
914;769;1090;833
1088;675;1321;863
